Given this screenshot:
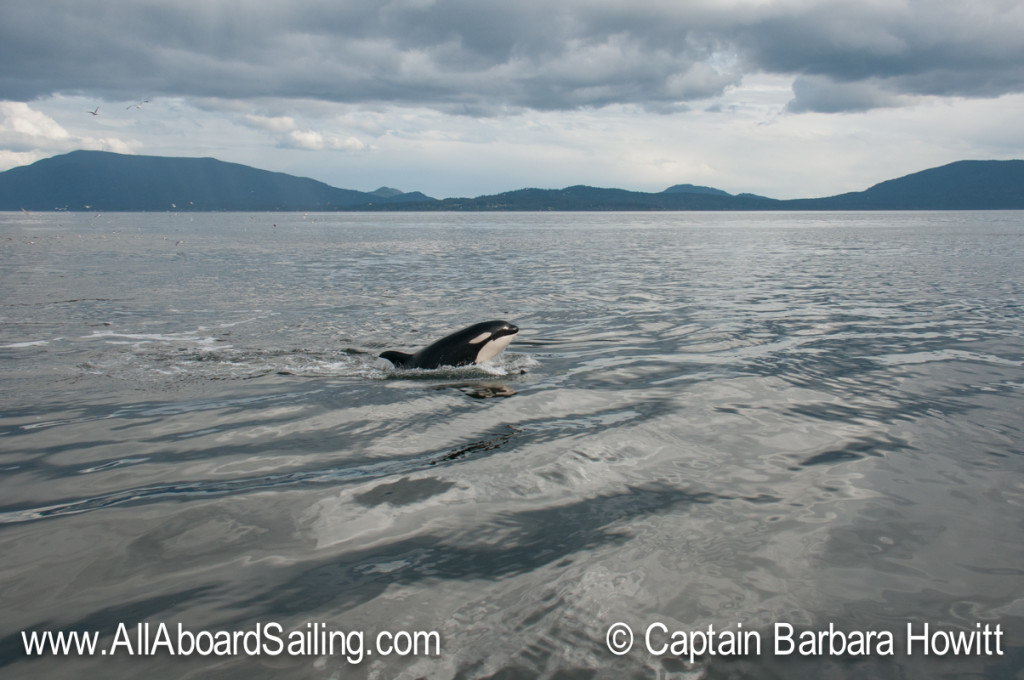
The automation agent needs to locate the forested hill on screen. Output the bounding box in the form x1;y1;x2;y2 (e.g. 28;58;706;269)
2;151;1021;211
0;150;433;211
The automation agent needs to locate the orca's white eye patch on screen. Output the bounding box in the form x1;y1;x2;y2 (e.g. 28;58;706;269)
469;332;491;344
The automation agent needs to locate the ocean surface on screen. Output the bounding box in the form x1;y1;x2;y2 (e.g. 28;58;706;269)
0;210;1022;679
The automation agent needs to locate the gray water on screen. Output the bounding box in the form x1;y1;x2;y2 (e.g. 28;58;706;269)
0;211;1022;679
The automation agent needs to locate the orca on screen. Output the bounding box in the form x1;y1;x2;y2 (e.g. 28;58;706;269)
380;320;519;369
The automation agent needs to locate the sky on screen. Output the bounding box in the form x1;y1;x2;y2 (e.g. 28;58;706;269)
1;0;1023;200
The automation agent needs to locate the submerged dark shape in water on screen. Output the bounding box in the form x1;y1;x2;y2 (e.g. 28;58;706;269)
380;320;519;369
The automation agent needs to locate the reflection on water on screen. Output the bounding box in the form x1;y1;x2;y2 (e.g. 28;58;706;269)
1;211;1022;679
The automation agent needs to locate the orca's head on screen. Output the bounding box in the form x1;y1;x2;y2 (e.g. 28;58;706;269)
379;350;412;367
469;320;519;364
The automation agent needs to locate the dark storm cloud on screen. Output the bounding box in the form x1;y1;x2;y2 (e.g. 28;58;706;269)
786;76;906;114
739;0;1024;112
1;0;1022;113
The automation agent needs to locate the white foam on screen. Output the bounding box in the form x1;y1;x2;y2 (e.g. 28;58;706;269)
477;363;508;376
2;339;54;348
87;330;203;343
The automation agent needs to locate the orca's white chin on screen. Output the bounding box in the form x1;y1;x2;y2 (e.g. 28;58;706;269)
476;332;517;364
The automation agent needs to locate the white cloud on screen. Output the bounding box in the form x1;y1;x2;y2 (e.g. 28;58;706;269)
0;149;45;169
244;113;298;133
283;129;367;151
0;101;70;151
242;112;368;151
0;101;138;168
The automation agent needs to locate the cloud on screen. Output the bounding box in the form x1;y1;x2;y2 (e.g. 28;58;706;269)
0;101;138;160
282;129;367;152
0;101;70;151
243;114;299;135
242;113;367;151
0;0;1021;118
786;76;911;113
737;0;1024;109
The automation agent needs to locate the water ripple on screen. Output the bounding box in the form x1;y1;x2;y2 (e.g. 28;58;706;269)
0;427;521;524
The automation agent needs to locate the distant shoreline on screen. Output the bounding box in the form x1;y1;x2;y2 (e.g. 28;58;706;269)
3;151;1023;212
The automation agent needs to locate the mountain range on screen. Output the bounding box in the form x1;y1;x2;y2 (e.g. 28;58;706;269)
0;151;432;211
1;150;1022;211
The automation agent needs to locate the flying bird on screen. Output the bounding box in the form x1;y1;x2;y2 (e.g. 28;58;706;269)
89;107;99;116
